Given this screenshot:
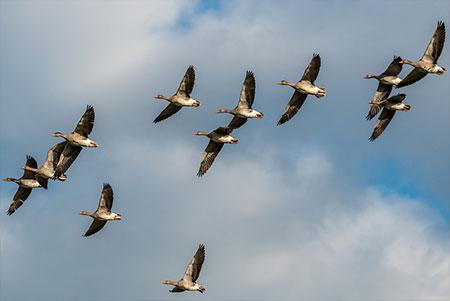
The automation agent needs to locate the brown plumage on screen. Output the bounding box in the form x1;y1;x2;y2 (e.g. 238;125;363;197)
277;53;325;125
397;21;446;88
5;156;40;215
366;56;403;120
369;94;410;141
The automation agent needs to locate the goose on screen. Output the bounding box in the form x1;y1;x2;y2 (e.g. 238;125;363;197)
194;127;238;177
365;56;404;120
397;21;446;88
21;142;68;189
369;93;411;141
52;105;97;179
216;71;263;129
3;156;42;215
276;53;326;125
153;65;200;123
79;183;121;237
162;244;206;293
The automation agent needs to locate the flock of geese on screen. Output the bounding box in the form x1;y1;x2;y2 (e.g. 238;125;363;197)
2;21;446;294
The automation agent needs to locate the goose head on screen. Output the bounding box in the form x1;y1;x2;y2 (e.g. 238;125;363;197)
79;210;91;216
276;80;289;85
154;94;167;100
51;131;65;138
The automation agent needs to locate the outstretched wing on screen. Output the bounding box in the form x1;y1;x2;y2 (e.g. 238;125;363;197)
197;141;224;177
396;69;427;88
228;116;247;129
74;105;95;136
183;244;206;283
83;219;107;237
153;104;182;123
369;108;396;141
387;93;406;103
277;91;308;125
422;21;446;63
381;56;403;76
97;183;113;214
22;156;38;179
366;83;392;120
43;142;67;172
53;144;82;179
214;127;233;135
301;53;321;83
7;187;32;215
237;71;256;109
176;65;195;97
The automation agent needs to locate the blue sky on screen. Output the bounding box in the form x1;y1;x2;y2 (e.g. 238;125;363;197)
0;1;449;300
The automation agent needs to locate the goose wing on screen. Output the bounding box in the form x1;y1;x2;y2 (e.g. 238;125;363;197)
422;21;446;64
381;56;403;76
7;187;32;215
176;65;195;97
366;83;392;120
83;219;107;237
183;244;205;283
237;71;256;109
386;93;406;103
396;69;427;88
153;103;182;123
74;105;95;136
43;142;67;172
228;116;247;129
53;144;82;179
96;183;113;214
277;91;308;125
301;53;321;83
369;108;396;141
214;127;233;135
23;156;38;179
197;140;224;177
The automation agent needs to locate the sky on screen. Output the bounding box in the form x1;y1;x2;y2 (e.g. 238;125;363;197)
0;0;449;300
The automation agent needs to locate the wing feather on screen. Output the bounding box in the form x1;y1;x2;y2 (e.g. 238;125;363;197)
396;69;427;88
74;105;95;136
237;71;256;109
369;108;396;141
197;141;224;177
277;91;308;125
97;183;113;213
7;187;32;215
422;21;446;63
176;66;195;97
301;54;321;83
83;219;107;237
183;244;205;283
53;144;82;179
153;104;182;123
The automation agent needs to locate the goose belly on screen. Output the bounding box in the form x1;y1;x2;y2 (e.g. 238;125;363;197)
380;76;401;85
297;84;319;95
19;179;41;188
390;103;408;111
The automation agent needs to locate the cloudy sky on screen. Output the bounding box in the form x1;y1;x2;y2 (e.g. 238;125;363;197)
0;0;449;300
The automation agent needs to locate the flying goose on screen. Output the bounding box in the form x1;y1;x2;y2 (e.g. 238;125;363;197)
216;71;263;129
162;244;206;293
276;53;326;125
194;127;238;177
397;21;446;88
79;183;121;237
52;105;97;179
365;56;404;120
369;93;411;141
22;142;68;189
153;65;200;123
3;156;42;215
